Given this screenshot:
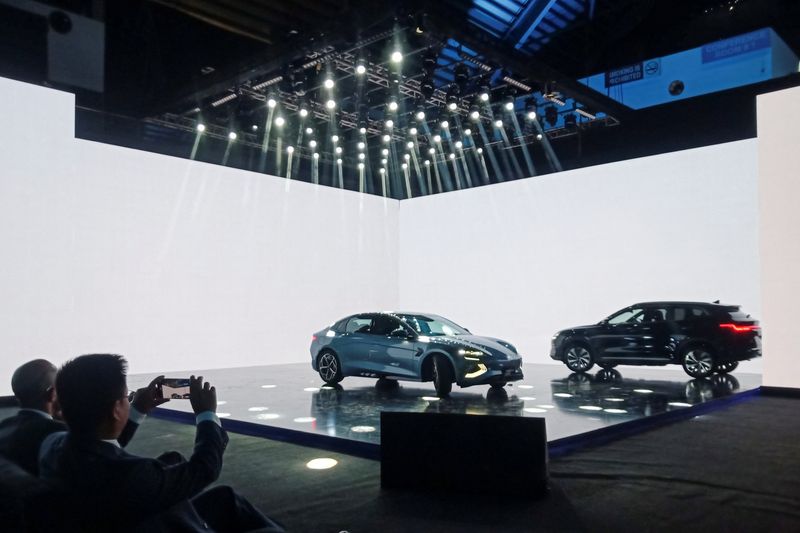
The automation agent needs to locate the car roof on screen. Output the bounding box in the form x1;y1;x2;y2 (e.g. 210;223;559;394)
628;301;739;309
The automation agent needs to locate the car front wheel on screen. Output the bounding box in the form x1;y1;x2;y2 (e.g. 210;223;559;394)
564;345;594;373
682;347;715;378
432;354;454;397
715;361;739;374
318;351;344;384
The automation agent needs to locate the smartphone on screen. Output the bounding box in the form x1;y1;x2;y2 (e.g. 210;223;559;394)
161;378;191;400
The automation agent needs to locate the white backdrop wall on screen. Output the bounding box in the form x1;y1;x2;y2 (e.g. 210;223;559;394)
758;85;800;389
0;78;399;394
398;140;762;370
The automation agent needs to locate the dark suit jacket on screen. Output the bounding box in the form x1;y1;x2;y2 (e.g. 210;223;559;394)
39;420;229;532
0;410;65;475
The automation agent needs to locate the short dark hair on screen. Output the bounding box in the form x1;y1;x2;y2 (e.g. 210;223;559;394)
11;359;56;408
56;354;128;435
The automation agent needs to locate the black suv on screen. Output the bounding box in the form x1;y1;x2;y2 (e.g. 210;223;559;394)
550;302;761;378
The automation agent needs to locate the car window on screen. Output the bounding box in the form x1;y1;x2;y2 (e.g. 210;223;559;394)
370;315;405;336
607;308;643;324
345;317;372;333
641;308;667;322
397;314;469;336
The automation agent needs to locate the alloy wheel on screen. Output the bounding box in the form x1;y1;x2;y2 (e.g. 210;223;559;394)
683;348;714;378
566;346;592;372
319;353;338;382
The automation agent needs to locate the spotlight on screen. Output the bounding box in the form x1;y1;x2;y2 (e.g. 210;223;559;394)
480;92;489;102
274;116;285;127
388;100;398;112
440;120;449;129
358;162;365;169
324;78;335;89
379;168;386;174
433;134;441;143
527;111;537;120
196;123;206;132
326;99;336;109
424;160;430;166
309;140;317;148
381;148;389;156
401;163;408;169
313;152;320;159
335;146;342;154
286;146;294;154
455;140;463;149
337;158;342;164
381;158;387;165
504;101;514;111
228;131;237;140
494;119;503;128
416;109;425;121
448;101;458;111
299;108;309;118
385;119;394;128
470;110;480;120
356;59;367;75
449;153;456;160
404;153;410;160
409;127;418;135
357;141;365;150
358;153;365;160
382;134;391;143
536;133;543;140
428;147;435;154
476;147;483;154
464;128;472;136
267;98;277;108
391;51;403;63
407;141;414;149
331;135;339;143
305;127;313;134
251;124;258;131
359;127;367;134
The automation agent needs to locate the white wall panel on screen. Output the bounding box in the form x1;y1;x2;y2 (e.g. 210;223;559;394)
399;141;761;371
758;86;800;389
0;78;398;394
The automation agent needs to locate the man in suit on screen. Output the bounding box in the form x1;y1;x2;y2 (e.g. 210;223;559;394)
0;359;165;475
39;353;282;532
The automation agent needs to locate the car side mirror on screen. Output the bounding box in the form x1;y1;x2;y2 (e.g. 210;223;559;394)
390;329;412;339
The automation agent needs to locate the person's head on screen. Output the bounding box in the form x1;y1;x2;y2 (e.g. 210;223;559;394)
11;359;58;413
56;354;130;438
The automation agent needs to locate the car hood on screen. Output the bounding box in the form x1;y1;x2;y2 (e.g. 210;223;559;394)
558;324;603;335
429;335;519;359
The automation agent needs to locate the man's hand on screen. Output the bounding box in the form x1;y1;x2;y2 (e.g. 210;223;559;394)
131;375;169;414
189;375;217;415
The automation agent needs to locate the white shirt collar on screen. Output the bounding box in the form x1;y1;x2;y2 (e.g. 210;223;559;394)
18;408;53;420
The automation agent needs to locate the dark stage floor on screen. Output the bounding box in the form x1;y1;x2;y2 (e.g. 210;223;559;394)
128;363;760;446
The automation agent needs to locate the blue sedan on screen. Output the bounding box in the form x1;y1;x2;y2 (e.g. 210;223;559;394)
310;312;524;396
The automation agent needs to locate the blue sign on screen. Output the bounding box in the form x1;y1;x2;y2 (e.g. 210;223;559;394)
702;29;770;63
605;63;643;88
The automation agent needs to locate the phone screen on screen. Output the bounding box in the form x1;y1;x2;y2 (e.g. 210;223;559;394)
162;378;191;399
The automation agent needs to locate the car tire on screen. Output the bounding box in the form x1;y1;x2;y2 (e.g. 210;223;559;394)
564;344;594;373
714;361;739;374
432;354;454;397
317;350;344;384
681;346;715;378
598;362;617;370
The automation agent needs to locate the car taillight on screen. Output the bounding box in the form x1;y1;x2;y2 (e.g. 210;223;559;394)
312;335;317;341
719;323;759;333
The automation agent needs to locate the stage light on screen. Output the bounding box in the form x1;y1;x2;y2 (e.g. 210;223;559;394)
480;92;489;102
323;78;334;89
494;119;503;128
274;116;285;127
382;134;391;143
401;163;408;169
464;128;471;136
286;146;294;154
305;127;313;134
448;101;457;111
428;148;435;155
326;99;336;109
409;127;418;135
309;140;317;148
433;134;441;143
504;95;515;111
388;100;398;111
357;141;365;150
359;127;367;134
331;135;339;143
358;162;364;169
391;51;403;63
406;141;414;149
196;123;206;132
335;146;342;154
527;111;537;120
379;168;386;174
440;120;449;129
381;148;389;155
267;98;277;108
404;153;410;160
416;110;425;120
449;153;456;160
313;152;319;159
358;153;365;160
356;61;367;75
228;131;237;140
336;158;342;164
476;147;483;154
536;133;543;140
470;110;480;121
424;160;430;166
455;140;463;149
381;158;387;165
299;108;308;118
385;119;394;128
251;124;258;131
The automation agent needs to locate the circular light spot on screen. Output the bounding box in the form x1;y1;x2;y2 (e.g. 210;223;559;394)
304;387;320;392
217;401;227;405
320;385;336;390
217;412;231;418
261;385;276;389
248;407;269;412
519;396;536;401
255;413;280;420
633;389;654;394
669;402;693;408
605;398;625;402
306;458;338;470
351;426;376;433
196;123;206;132
518;385;534;389
421;396;440;401
579;405;603;411
536;404;555;409
604;408;628;414
524;407;547;413
293;417;316;423
554;393;572;398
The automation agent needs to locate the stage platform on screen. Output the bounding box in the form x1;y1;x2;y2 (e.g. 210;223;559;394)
129;363;760;457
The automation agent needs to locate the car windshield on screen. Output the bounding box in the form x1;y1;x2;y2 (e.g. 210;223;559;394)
397;314;469;337
606;308;644;324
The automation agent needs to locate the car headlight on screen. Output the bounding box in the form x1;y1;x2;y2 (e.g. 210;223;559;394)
458;348;486;357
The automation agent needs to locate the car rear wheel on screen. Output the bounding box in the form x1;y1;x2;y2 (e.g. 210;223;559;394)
432;354;454;397
565;345;594;373
318;351;343;384
682;347;715;378
715;361;739;374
